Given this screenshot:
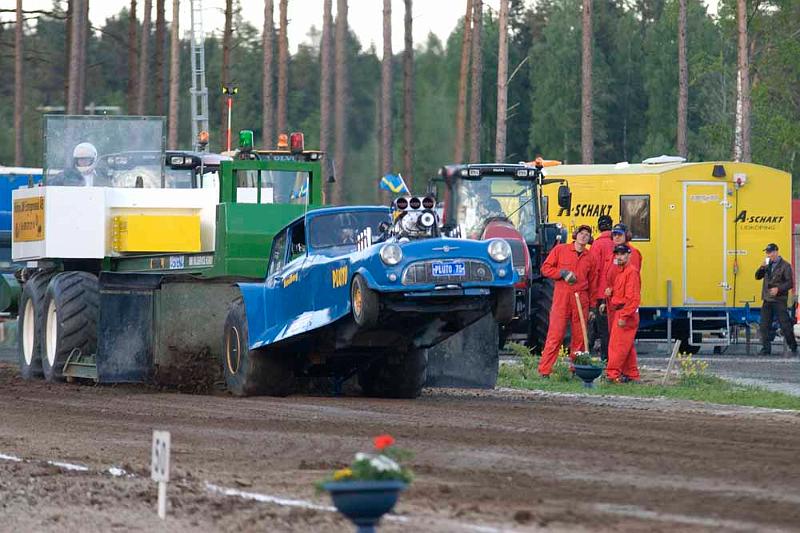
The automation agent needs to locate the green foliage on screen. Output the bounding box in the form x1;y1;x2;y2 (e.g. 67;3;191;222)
2;0;798;195
573;351;605;368
498;359;800;410
317;436;413;491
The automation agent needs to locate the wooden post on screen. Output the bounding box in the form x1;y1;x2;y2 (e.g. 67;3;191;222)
661;339;682;386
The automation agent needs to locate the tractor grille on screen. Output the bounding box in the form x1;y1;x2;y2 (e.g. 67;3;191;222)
401;259;494;285
507;240;526;270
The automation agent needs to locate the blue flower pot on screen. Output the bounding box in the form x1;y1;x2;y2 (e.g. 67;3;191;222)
573;364;603;388
324;480;407;533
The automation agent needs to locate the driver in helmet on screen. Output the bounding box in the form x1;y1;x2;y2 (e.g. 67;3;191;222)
49;142;109;187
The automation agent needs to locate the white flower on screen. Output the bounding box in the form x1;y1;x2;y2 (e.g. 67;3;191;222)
355;452;372;462
370;455;400;472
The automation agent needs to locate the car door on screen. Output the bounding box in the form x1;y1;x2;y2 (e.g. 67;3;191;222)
269;219;314;341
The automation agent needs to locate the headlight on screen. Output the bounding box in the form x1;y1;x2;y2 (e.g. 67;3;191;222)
380;243;403;265
487;239;511;262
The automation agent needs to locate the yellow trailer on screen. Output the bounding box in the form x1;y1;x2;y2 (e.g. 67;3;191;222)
541;160;792;352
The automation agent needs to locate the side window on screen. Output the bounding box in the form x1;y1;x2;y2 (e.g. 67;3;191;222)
267;230;288;276
620;195;650;241
287;220;307;262
541;196;549;222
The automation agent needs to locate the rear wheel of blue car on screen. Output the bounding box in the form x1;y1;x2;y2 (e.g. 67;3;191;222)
359;348;427;399
223;297;295;397
351;274;379;328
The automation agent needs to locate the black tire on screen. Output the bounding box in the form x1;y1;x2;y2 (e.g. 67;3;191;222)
223;297;295;397
17;272;54;380
41;272;99;382
360;348;428;399
492;288;515;325
351;274;379;328
527;278;554;354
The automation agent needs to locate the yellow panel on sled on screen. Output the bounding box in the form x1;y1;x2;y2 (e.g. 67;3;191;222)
113;215;201;253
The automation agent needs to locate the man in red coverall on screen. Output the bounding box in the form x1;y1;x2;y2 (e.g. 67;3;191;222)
589;215;615;360
610;223;642;271
539;225;597;377
605;244;641;383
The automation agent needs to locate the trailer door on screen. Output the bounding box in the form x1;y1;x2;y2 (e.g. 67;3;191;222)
683;182;727;305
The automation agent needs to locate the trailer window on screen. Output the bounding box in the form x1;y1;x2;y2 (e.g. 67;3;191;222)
620;195;650;241
235;169;310;205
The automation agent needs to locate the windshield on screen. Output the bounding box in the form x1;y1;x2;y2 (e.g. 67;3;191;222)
235;169;310;204
44;115;165;188
309;211;391;250
452;177;538;241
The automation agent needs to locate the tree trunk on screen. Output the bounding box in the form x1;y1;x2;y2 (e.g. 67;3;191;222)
580;0;593;163
454;0;473;164
277;0;289;135
320;0;333;195
468;0;482;163
76;0;88;113
676;0;688;158
14;0;23;165
136;0;152;115
167;0;180;149
155;0;166;116
333;0;349;204
262;0;274;148
67;0;82;114
64;0;72;109
733;0;751;162
494;0;509;163
127;0;138;114
402;0;414;188
380;0;393;200
221;0;232;149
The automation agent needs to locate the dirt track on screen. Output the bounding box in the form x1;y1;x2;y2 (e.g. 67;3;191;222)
1;362;799;532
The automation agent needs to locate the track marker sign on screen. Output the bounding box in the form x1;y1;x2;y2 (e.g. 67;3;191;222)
151;430;171;519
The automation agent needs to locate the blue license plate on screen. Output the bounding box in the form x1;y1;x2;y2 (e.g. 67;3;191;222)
431;261;465;277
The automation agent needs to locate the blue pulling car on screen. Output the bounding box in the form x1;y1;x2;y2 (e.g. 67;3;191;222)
224;197;517;398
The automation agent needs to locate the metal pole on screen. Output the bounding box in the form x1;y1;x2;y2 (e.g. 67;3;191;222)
226;97;233;152
666;279;673;350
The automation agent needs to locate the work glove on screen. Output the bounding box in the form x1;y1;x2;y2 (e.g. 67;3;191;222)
560;270;577;285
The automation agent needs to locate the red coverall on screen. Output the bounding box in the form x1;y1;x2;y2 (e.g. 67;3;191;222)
539;243;597;376
590;231;615;302
607;262;641;381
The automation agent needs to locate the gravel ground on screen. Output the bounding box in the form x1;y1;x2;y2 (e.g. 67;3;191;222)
1;362;799;532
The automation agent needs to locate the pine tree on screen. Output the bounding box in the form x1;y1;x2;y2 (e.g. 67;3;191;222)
333;0;349;203
277;0;289;135
380;0;393;194
454;0;473;163
167;0;180;149
127;0;138;114
402;0;414;187
495;0;509;162
262;0;274;148
136;0;152;115
581;0;594;163
468;0;482;162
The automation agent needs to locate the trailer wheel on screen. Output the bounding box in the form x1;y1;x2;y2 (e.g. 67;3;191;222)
527;279;554;354
17;272;54;380
42;272;99;382
359;348;427;399
351;274;379;328
492;288;515;325
223;297;294;397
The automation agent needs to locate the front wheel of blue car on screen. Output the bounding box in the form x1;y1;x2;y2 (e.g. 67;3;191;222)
359;348;427;399
351;274;379;328
223;297;295;397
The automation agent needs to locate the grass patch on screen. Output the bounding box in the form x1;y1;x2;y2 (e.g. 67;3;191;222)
499;346;800;411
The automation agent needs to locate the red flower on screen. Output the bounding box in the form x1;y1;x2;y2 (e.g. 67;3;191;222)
373;434;395;451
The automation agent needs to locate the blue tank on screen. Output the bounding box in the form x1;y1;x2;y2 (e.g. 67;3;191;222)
0;167;43;251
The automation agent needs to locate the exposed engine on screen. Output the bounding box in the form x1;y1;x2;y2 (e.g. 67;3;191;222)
390;196;440;240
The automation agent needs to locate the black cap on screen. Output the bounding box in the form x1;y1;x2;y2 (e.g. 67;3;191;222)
573;224;593;239
613;244;631;254
764;243;779;252
611;223;628;234
598;215;613;231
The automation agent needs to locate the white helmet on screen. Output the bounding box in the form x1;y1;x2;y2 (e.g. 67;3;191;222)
72;142;98;176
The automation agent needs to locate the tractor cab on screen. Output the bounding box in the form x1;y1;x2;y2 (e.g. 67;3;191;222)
432;161;571;349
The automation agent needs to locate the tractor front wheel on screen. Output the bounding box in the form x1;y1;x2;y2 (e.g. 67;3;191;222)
42;272;99;382
17;272;54;380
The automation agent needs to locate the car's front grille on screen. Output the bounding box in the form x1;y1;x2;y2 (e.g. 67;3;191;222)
507;240;526;270
401;259;494;285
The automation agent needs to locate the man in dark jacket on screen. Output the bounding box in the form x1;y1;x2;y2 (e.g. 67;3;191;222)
755;243;797;355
